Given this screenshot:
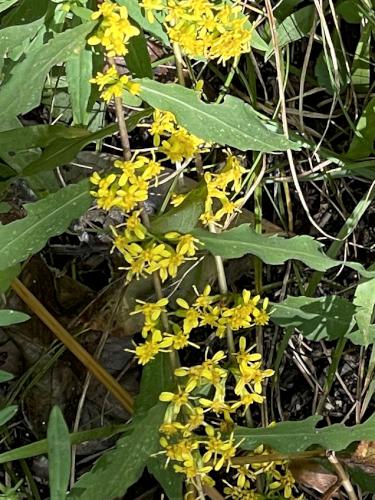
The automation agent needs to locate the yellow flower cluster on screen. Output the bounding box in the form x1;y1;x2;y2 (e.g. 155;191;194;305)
90;66;140;103
142;0;252;63
176;286;270;339
157;337;274;490
200;154;246;226
149;109;205;163
88;0;139;57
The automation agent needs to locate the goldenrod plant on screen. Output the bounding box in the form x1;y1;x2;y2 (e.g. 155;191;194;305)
0;0;374;499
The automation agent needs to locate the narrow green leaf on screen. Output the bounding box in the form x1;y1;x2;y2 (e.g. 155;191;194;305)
353;271;375;347
0;264;20;293
0;406;18;426
266;6;315;59
68;403;166;500
271;296;356;341
0;0;19;14
125;26;152;79
139;79;301;152
235;414;375;453
0;18;43;59
47;406;71;500
337;0;362;23
0;309;30;327
351;24;371;90
274;0;304;21
349;466;375;493
0;370;14;383
346;96;375;159
192;224;374;278
0;180;91;271
22;109;151;176
0;424;127;465
66;48;93;126
0;22;95;129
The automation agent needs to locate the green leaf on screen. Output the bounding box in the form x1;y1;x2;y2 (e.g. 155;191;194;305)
235;414;375;453
125;26;152;79
117;0;169;45
66;47;93;126
0;0;19;14
0;370;14;383
22;109;151;176
346;96;375;159
147;456;183;500
337;0;362;23
353;272;375;347
0;264;20;293
274;0;304;21
271;296;356;341
0;309;30;326
315;33;350;95
0;406;18;426
349;466;375;493
151;187;206;234
0;22;95;130
192;225;374;278
266;6;315;59
47;406;71;500
0;180;91;271
68;403;166;500
0;18;43;60
351;24;371;90
138;79;301;152
349;326;375;346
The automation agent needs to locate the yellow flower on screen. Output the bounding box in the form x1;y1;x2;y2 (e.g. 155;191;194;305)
160;128;203;163
165;232;199;257
253;298;270;326
90;67;141;102
129;329;171;365
88;1;140;57
159;385;194;414
235;337;262;368
140;0;165;23
149;109;177;146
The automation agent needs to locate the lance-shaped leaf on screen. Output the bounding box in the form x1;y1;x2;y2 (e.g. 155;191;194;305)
353;271;375;347
0;22;95;129
192;224;374;278
47;407;71;500
0;310;30;327
138;79;301;152
0;180;91;271
235;414;375;453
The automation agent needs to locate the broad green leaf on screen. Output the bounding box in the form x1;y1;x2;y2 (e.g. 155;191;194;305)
0;180;91;271
349;466;375;493
139;79;300;152
0;370;14;383
0;264;20;293
351;24;371;90
117;0;169;45
125;26;152;79
0;18;43;60
235;414;375;453
315;33;350;95
1;0;48;26
337;0;362;23
0;22;95;130
0;406;18;426
266;6;315;59
135;353;174;413
68;403;166;500
250;29;268;52
349;326;375;346
353;272;375;347
22;110;151;176
192;224;374;278
47;406;71;500
148;457;183;500
66;47;93;126
346;96;375;159
271;296;356;341
0;309;30;326
151;186;206;234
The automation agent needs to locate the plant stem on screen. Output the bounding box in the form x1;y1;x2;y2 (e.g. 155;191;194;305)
208;223;235;355
327;451;358;500
173;42;185;86
316;336;347;414
231;449;326;465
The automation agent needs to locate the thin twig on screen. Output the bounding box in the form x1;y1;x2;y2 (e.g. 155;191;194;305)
327;451;358;500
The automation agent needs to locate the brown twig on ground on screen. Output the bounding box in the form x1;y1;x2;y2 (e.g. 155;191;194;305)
11;278;134;414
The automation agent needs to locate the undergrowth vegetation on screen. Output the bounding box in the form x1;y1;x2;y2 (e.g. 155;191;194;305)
0;0;374;498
